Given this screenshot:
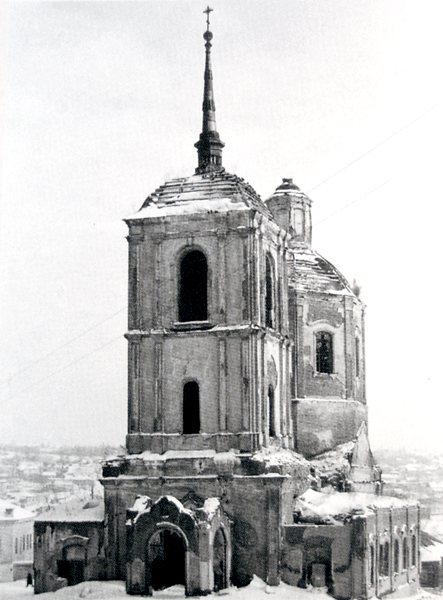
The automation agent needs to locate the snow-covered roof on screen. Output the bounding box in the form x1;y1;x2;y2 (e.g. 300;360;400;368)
294;489;408;524
289;246;355;296
0;500;34;521
35;498;104;522
126;170;272;221
421;531;443;562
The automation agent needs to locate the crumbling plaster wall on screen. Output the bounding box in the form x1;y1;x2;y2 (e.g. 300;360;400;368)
291;290;367;457
281;523;353;599
103;472;307;587
33;520;105;594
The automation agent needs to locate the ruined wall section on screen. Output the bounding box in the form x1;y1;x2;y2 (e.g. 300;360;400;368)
102;472;305;587
33;520;105;594
291;288;367;458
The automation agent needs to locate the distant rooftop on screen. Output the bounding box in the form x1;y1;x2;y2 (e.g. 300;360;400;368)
0;500;34;521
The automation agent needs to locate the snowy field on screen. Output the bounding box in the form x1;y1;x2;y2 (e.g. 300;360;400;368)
0;579;439;600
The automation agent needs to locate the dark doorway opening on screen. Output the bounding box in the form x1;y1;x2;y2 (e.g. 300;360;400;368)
183;381;200;434
306;561;332;590
57;559;85;586
213;528;228;592
179;250;208;322
147;529;186;592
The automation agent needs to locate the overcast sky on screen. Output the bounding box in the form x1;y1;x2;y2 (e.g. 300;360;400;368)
1;0;442;452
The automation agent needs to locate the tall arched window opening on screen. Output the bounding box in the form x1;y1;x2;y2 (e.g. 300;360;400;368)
369;545;375;586
411;535;416;567
403;538;409;570
316;332;333;374
183;381;200;434
355;337;360;377
379;542;389;576
265;254;275;329
268;385;276;438
394;539;400;573
179;250;208;322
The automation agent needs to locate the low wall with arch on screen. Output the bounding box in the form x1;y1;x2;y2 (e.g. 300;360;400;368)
125;495;231;596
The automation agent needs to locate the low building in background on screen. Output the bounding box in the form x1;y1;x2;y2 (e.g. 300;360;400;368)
0;501;34;582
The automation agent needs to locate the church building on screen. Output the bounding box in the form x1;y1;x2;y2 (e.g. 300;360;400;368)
33;9;421;598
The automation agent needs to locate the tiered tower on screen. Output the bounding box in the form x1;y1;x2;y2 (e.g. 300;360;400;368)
124;11;293;457
267;178;367;457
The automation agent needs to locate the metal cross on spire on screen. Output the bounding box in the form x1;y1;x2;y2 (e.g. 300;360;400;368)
195;6;224;174
203;6;213;31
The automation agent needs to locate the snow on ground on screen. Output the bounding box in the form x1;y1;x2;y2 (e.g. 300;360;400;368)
0;578;437;600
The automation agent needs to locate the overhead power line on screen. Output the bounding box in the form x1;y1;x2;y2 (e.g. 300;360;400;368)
313;179;391;227
5;334;123;402
0;306;126;386
308;103;439;194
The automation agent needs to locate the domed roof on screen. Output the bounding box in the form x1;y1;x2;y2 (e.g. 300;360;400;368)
126;170;273;221
290;246;355;296
267;177;311;204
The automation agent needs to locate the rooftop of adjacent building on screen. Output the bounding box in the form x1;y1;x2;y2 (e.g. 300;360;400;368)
35;497;104;522
294;488;416;524
0;500;34;521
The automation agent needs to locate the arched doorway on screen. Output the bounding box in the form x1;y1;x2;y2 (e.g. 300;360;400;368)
213;528;228;592
57;543;85;586
146;528;186;592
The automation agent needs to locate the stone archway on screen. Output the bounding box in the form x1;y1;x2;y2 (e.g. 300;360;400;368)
146;526;187;593
57;535;88;587
213;527;228;592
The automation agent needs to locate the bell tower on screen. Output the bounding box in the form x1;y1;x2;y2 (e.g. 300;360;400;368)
124;9;292;456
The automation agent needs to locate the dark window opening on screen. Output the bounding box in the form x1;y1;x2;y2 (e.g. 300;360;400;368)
265;254;274;328
369;545;375;586
316;332;333;374
379;542;389;576
179;250;208;322
183;381;200;434
394;539;400;573
268;385;276;437
355;337;360;377
411;535;416;567
403;538;409;569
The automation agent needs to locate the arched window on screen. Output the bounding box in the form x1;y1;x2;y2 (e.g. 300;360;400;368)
265;254;275;328
316;332;333;374
394;539;400;573
268;385;276;438
355;337;360;377
403;537;409;570
379;542;389;576
369;544;375;586
179;250;208;322
183;381;200;434
411;535;416;567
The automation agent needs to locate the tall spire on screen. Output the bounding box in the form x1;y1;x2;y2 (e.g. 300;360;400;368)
195;6;224;174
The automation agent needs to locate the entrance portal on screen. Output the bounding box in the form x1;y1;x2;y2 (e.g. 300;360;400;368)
147;528;186;592
57;559;84;586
